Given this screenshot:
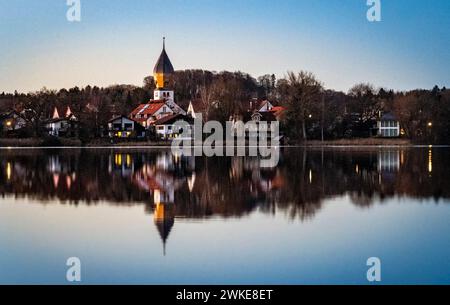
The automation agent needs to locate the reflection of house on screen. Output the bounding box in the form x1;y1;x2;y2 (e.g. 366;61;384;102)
109;153;135;177
377;112;400;137
377;150;401;186
46;107;78;137
107;116;145;138
378;150;400;172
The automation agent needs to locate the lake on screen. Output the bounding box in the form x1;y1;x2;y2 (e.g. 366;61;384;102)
0;147;449;284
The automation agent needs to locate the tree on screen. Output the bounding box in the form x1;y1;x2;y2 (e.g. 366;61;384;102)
198;82;219;123
257;74;277;100
278;71;323;141
347;83;380;121
393;93;420;138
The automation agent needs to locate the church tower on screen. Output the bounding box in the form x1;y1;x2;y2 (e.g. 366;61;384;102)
153;38;175;107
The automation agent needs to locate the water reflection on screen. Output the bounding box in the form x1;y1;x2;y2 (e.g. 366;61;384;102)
0;147;449;253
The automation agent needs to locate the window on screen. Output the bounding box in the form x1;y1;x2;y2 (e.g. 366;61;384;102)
124;123;133;130
158;126;164;131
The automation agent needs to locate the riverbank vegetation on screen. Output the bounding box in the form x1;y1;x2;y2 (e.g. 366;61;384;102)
0;70;449;144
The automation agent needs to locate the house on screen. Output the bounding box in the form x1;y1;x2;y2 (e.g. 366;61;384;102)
249;111;277;123
377;112;400;137
0;111;27;134
186;99;205;119
107;115;145;138
246;99;274;113
129;101;174;128
46;106;78;137
131;39;190;127
153;113;193;139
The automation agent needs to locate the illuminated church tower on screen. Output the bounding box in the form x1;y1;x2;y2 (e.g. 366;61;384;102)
153;38;184;114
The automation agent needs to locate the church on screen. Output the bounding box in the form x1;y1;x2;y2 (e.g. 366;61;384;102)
129;38;185;129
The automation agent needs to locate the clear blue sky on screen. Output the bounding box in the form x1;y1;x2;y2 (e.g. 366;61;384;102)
0;0;449;93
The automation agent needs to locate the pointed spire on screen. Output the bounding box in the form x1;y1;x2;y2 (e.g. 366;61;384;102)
65;106;72;118
52;107;60;119
153;37;174;74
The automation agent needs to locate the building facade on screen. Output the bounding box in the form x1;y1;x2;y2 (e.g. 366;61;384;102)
152;38;185;115
129;38;185;131
108;116;145;138
377;112;400;137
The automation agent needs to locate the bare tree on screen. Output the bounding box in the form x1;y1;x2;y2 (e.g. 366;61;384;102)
198;82;219;123
279;71;323;141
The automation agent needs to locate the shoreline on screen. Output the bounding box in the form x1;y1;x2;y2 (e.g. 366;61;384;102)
0;137;446;149
299;138;412;146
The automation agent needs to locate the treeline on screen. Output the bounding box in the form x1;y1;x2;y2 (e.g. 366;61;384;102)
0;69;449;143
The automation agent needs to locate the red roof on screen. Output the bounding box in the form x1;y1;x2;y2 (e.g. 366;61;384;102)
153;113;181;125
270;106;286;113
130;101;165;117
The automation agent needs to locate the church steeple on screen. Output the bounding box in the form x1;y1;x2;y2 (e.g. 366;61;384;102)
151;38;186;115
153;37;174;89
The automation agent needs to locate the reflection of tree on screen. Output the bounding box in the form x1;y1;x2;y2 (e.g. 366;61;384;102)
0;148;449;222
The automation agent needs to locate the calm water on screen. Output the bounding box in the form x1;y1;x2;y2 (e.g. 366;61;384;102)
0;147;449;284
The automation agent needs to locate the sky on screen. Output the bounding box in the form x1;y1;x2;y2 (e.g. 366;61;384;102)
0;0;449;93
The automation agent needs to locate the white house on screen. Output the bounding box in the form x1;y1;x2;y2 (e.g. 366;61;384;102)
46;106;78;137
154;114;192;139
377;112;400;137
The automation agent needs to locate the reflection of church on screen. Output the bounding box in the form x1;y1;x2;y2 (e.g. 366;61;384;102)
132;152;196;254
153;195;175;256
